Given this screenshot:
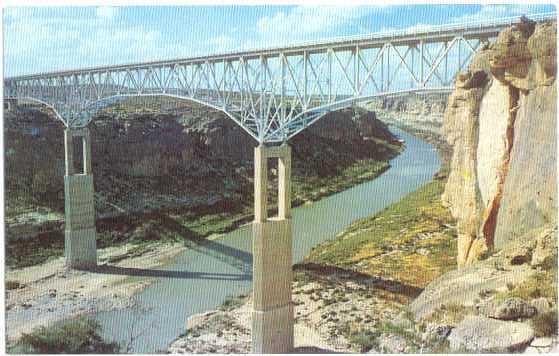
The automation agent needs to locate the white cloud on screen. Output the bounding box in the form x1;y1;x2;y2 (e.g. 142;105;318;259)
96;6;118;20
4;8;194;75
255;6;385;44
451;5;546;24
208;35;237;52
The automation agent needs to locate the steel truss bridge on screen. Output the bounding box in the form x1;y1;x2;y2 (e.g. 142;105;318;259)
4;12;556;143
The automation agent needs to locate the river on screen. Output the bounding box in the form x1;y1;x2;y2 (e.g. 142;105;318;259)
94;127;441;353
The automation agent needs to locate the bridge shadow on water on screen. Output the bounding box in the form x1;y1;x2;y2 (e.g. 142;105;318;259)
159;215;253;274
86;214;253;281
88;264;251;281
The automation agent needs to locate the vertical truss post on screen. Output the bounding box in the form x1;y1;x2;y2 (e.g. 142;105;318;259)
354;46;359;96
386;44;390;91
259;55;266;142
380;48;384;92
281;53;286;140
420;40;424;87
252;144;293;353
458;38;462;75
444;41;448;85
411;44;416;88
328;48;332;102
303;51;308;108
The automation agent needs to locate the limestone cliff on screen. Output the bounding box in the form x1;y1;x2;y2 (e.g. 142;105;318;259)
442;19;557;266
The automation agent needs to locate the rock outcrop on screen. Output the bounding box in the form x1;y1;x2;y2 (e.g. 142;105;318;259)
448;315;535;352
442;19;557;265
363;92;448;136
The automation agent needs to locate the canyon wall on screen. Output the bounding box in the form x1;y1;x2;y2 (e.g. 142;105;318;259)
442;19;557;266
5;104;399;221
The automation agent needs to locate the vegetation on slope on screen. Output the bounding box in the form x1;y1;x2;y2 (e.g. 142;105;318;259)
7;316;120;354
305;173;456;290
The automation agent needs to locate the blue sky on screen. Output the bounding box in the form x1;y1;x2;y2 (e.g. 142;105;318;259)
4;4;556;77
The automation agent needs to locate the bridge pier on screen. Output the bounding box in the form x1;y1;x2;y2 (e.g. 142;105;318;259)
252;144;293;354
64;127;97;268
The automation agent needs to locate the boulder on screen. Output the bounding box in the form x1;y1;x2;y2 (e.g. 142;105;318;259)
409;261;535;320
505;245;533;266
531;298;551;315
422;323;453;342
442;22;557;266
378;333;408;353
448;315;534;352
530;227;558;268
479;298;536;320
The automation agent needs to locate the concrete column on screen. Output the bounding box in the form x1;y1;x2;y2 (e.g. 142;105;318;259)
64;127;97;268
252;144;293;354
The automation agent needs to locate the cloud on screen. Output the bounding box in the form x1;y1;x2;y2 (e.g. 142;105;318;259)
4;7;195;75
451;4;550;23
255;6;385;44
208;35;237;52
96;6;118;20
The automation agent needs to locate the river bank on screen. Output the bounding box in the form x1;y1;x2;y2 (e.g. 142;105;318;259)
166;123;454;353
5;129;401;349
4;155;399;344
168;175;456;353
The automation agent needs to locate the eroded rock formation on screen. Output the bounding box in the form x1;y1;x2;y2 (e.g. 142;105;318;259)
442;19;557;266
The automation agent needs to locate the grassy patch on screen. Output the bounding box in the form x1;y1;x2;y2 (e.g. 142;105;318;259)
7;316;120;354
305;177;456;289
219;295;247;311
6;280;22;290
349;329;381;352
423;302;474;326
495;266;558;302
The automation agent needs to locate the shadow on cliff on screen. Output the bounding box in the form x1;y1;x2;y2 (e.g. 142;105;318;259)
295;263;424;299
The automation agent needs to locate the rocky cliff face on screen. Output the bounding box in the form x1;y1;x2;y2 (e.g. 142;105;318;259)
442;19;557;266
363;92;448;135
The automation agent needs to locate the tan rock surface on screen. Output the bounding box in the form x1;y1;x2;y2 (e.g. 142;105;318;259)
442;21;557;265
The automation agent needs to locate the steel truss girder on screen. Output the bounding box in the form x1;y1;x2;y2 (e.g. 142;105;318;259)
4;13;555;143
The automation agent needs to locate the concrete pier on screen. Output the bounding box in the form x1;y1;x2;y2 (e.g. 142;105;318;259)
252;144;293;353
64;128;97;268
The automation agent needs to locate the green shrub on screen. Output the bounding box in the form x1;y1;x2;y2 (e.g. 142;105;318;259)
349;330;381;352
6;280;21;290
8;316;120;354
219;295;246;311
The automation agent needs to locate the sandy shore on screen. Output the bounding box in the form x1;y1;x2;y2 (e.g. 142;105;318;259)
5;242;188;343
